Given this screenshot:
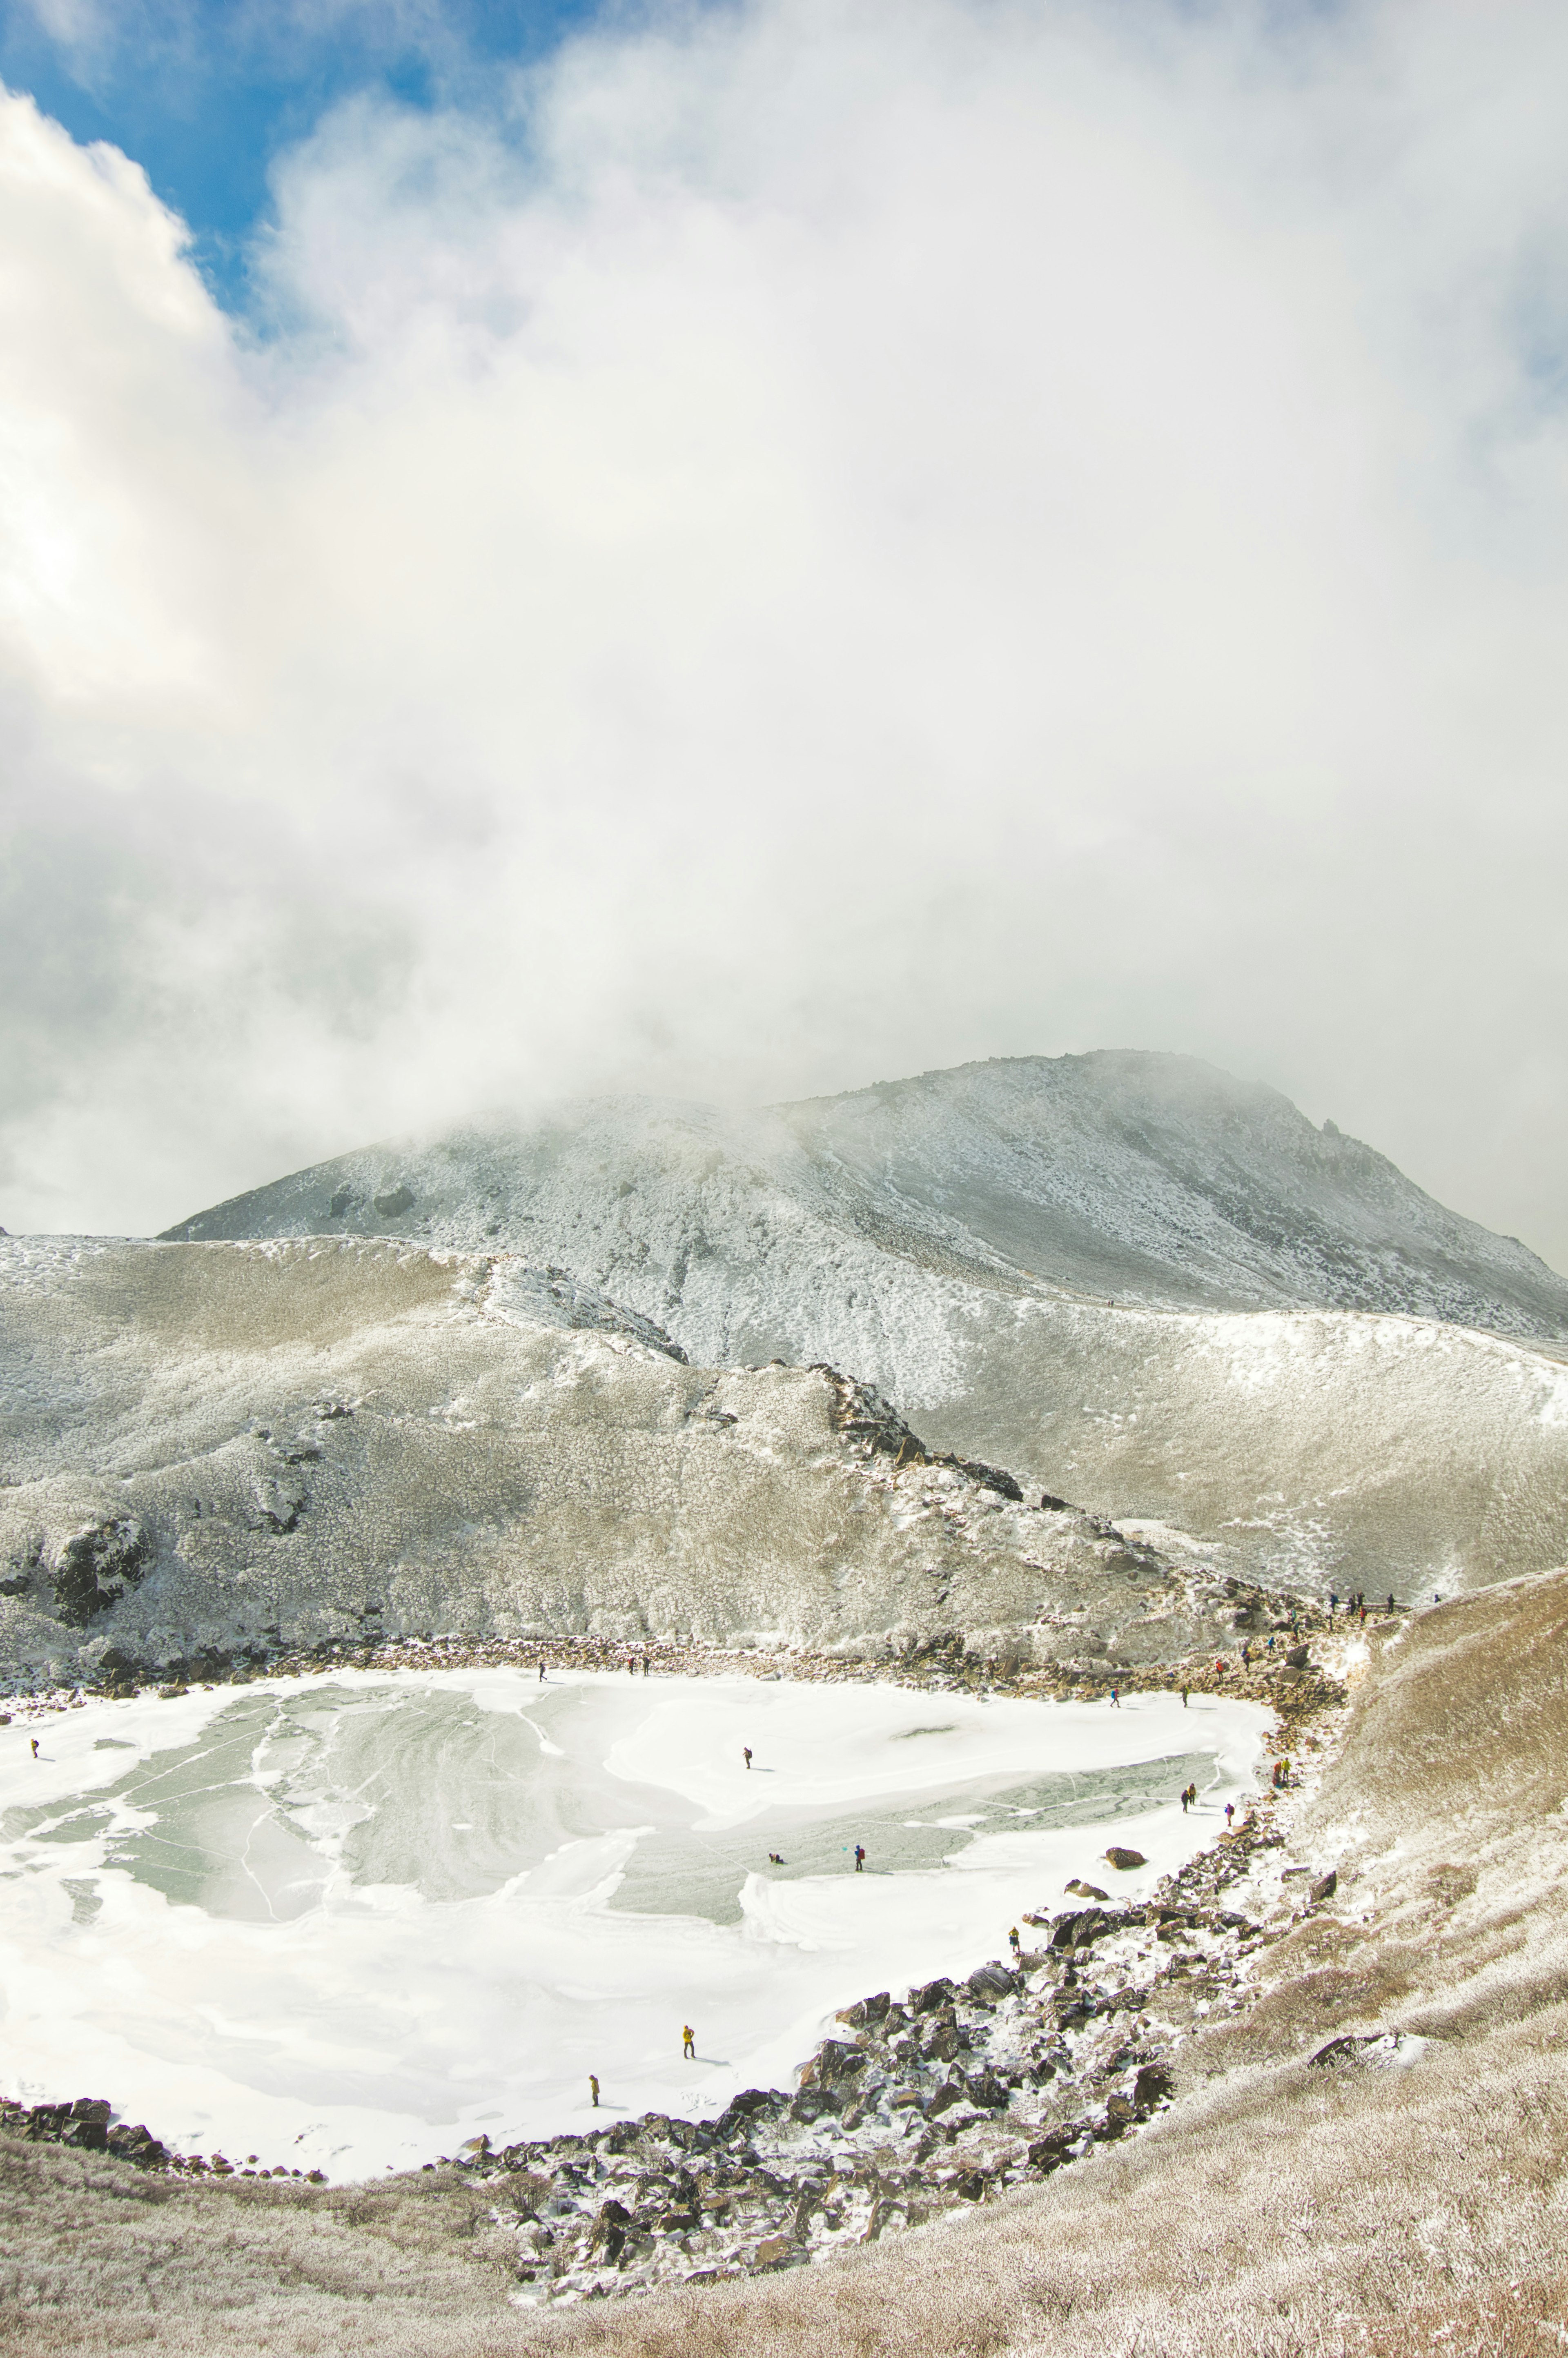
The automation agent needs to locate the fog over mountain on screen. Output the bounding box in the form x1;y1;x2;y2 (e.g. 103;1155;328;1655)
160;1053;1568;1597
165;1053;1568;1341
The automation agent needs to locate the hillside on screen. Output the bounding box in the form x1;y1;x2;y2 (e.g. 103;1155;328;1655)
0;1236;1250;1687
155;1056;1568;1597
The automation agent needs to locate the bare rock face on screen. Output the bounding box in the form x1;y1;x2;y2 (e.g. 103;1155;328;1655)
50;1521;151;1625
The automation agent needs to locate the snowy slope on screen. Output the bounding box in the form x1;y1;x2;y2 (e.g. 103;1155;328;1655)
153;1055;1568;1594
0;1237;1250;1684
162;1053;1568;1338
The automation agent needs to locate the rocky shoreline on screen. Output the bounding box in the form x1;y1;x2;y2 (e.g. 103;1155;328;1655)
0;1582;1359;1719
0;1764;1348;2302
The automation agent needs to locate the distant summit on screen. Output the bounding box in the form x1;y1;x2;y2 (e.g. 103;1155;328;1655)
163;1051;1568;1347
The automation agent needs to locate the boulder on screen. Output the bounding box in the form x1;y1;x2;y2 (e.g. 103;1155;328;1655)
1065;1879;1110;1900
713;2088;780;2140
964;1962;1020;2002
1132;2063;1174;2111
754;2233;796;2267
1310;1869;1339;1904
1104;1847;1147;1871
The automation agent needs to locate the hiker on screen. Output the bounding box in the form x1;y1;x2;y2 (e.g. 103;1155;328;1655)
682;2025;695;2060
1180;1784;1189;1814
1329;1592;1337;1619
768;1852;784;1866
30;1737;39;1759
853;1844;866;1873
1109;1686;1120;1708
1187;1781;1198;1810
1386;1594;1394;1613
1241;1642;1251;1668
643;1650;650;1677
1009;1926;1022;1956
628;1654;637;1678
1224;1801;1235;1829
1180;1686;1189;1709
743;1747;753;1770
589;2075;600;2108
538;1657;546;1683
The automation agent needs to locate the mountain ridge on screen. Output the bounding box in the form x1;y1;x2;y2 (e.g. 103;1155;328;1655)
160;1051;1568;1340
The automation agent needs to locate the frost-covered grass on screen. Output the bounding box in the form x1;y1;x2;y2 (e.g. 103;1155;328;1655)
7;1572;1568;2355
0;1668;1265;2176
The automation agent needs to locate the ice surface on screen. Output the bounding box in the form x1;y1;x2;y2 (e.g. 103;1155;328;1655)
0;1670;1266;2178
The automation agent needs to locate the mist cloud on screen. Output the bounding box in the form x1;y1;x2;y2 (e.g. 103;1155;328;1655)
2;0;1566;1268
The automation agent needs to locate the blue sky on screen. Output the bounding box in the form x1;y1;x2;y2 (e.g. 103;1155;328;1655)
0;0;611;304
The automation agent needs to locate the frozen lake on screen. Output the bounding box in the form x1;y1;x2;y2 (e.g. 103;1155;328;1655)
0;1668;1267;2177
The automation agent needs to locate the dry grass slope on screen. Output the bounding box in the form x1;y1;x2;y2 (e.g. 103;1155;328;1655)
7;1568;1568;2354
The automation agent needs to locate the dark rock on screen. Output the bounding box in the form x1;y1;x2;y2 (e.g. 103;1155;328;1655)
788;2086;841;2124
909;1977;956;2014
923;2019;962;2064
964;1962;1019;2002
1065;1879;1109;1900
925;2081;967;2119
713;2089;781;2140
372;1185;416;1218
951;2168;987;2200
1285;1644;1310;1669
802;2039;865;2089
1309;1870;1338;1904
836;1992;891;2030
963;2071;1009;2111
1104;1846;1147;1871
934;1456;1024;1502
1132;2064;1174;2111
53;1521;151;1624
1039;1493;1074;1512
1027;2129;1080;2171
590;2198;631;2261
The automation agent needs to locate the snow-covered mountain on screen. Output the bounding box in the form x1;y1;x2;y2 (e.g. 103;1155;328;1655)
155;1055;1568;1595
163;1053;1568;1339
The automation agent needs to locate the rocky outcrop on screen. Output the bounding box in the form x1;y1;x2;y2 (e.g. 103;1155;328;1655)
50;1520;151;1624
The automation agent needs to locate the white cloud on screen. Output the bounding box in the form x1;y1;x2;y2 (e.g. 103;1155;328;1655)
2;0;1566;1267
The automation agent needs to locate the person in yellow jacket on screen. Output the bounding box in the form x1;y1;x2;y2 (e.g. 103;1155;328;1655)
682;2024;695;2059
